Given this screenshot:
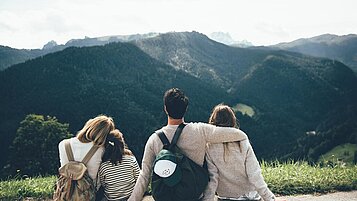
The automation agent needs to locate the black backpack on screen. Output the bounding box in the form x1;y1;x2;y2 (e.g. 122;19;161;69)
151;123;209;201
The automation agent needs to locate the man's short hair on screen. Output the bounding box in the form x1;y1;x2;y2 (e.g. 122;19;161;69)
164;88;189;119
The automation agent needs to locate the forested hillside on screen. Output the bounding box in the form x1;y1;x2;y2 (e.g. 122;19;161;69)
0;33;158;71
0;42;228;173
133;32;357;159
271;34;357;72
0;32;356;177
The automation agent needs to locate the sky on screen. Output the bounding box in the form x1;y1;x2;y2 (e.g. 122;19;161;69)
0;0;356;49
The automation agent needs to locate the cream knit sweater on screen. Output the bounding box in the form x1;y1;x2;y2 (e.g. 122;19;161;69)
203;139;275;201
128;122;248;201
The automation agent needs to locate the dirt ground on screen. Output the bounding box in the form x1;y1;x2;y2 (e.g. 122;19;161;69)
142;190;357;201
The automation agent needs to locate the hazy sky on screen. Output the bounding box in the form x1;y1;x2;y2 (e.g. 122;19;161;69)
1;0;356;49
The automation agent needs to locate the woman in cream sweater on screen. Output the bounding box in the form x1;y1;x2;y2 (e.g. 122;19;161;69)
203;104;276;201
58;115;115;183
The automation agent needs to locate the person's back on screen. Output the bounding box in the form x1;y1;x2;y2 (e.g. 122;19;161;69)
58;137;105;180
203;104;275;201
128;88;248;201
149;122;241;166
206;140;272;200
55;115;115;200
58;115;115;182
98;129;140;201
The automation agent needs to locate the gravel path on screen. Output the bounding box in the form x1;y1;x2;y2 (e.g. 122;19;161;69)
279;190;357;201
142;190;357;201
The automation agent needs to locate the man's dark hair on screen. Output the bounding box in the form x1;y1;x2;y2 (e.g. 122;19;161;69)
164;88;189;119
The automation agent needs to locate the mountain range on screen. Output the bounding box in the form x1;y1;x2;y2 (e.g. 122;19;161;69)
271;34;357;72
132;32;357;158
0;33;159;71
0;31;356;175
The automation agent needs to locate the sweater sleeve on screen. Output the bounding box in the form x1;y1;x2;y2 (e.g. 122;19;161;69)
128;135;156;201
198;123;247;143
202;152;219;201
58;140;68;167
245;142;275;201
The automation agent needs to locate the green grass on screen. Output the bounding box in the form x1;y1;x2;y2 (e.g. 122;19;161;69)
232;103;255;117
262;161;357;195
318;143;357;165
0;175;56;200
1;162;357;199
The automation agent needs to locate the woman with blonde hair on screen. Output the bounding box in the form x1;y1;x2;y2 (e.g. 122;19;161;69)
203;104;276;201
58;114;115;182
98;129;140;201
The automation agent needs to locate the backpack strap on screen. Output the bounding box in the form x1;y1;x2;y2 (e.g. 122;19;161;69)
157;131;170;149
64;139;99;164
82;145;99;165
64;140;75;161
170;123;186;148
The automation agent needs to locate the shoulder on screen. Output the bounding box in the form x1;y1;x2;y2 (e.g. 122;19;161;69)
125;155;137;161
241;138;251;147
127;155;139;164
58;138;72;149
239;139;252;152
99;161;112;172
142;131;163;154
186;122;209;128
146;131;160;144
184;122;212;133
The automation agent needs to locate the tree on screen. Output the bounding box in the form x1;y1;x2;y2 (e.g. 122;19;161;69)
9;114;72;176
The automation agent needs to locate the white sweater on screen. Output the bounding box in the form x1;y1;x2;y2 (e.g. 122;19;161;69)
203;139;275;201
128;122;248;201
58;137;104;182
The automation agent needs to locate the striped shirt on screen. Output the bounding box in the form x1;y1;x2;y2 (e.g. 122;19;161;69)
99;155;141;201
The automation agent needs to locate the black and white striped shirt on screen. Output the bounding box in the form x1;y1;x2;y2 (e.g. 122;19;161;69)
99;155;140;201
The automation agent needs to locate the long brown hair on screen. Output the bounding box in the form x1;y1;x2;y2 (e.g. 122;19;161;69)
208;104;241;161
76;115;115;146
102;129;133;164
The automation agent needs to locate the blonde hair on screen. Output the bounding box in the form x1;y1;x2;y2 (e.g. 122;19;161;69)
209;104;241;161
77;115;115;146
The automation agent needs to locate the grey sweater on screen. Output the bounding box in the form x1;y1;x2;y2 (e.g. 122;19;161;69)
203;139;275;201
128;122;248;201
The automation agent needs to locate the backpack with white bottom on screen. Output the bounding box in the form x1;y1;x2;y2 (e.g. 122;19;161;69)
151;123;209;201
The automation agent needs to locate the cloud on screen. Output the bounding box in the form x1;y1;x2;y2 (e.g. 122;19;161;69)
1;0;357;48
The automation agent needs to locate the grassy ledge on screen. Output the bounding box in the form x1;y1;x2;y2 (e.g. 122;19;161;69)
0;175;56;200
1;162;357;200
262;161;357;195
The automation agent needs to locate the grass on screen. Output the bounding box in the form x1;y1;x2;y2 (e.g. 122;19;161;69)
0;175;56;200
232;103;255;117
1;162;357;200
262;161;357;195
318;143;357;165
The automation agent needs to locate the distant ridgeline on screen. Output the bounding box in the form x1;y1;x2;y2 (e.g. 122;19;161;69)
270;34;357;72
0;32;356;177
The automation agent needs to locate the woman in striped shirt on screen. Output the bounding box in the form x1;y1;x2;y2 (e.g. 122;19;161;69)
98;129;140;201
